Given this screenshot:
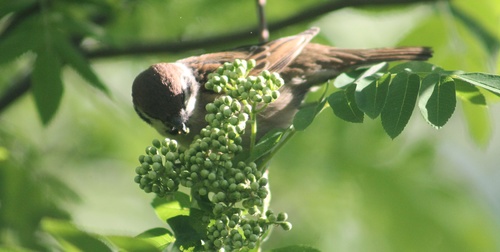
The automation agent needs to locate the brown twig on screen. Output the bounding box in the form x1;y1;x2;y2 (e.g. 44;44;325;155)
255;0;269;43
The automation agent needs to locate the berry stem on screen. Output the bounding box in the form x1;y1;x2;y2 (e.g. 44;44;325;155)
249;104;258;152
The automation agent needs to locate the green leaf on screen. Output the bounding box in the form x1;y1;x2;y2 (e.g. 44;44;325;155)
0;0;36;17
454;73;500;95
389;61;443;74
293;99;327;131
333;68;366;88
355;62;388;81
53;31;109;94
167;215;203;250
0;14;41;65
381;71;420;138
151;192;190;222
136;227;175;249
454;79;490;146
106;235;162;252
269;244;321;252
32;48;64;125
328;84;364;123
41;218;112;251
355;73;391;119
248;129;285;161
455;78;487;105
462;101;491;147
418;74;456;128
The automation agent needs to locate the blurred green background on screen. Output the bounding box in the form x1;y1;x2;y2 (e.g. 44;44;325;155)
1;0;500;251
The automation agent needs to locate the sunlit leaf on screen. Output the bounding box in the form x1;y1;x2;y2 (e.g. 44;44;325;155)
389;61;443;73
248;129;285;161
355;62;388;81
333;68;366;88
454;73;500;95
167;215;203;250
462;101;491;147
328;84;364;123
151;192;190;221
355;73;391;119
418;74;456;128
381;71;420;138
454;74;491;146
455;78;487;105
41;218;112;251
32;47;64;125
136;227;174;248
106;235;162;252
293;99;327;131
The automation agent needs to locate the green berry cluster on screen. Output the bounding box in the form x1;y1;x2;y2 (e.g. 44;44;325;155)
203;209;292;251
134;138;184;197
134;59;290;251
205;59;284;106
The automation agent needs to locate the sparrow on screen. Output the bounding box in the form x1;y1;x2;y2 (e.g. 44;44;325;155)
132;27;432;145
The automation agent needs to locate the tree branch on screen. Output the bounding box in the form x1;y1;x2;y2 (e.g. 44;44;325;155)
255;0;269;43
0;0;443;114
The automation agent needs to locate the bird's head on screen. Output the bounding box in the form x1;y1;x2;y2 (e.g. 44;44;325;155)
132;63;198;136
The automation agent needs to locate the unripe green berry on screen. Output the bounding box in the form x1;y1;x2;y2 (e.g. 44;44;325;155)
143;185;152;193
143;155;153;164
152;139;161;148
198;187;207;196
190;164;199;172
228;117;239;126
258;177;268;186
198;168;208;177
248;59;256;69
213;239;222;248
253;225;262;234
249;234;259;242
277;212;288;222
263;95;273;103
280;222;292;231
208;172;216;181
206;103;217;113
229;191;241;201
141;162;150;170
216;192;226;201
220;75;228;84
165;152;176;162
272;90;280;99
166;179;175;188
250;181;259;191
213;85;223;93
204;160;213;168
267;213;277;222
235;173;245;182
134;175;141;183
146;146;157;155
152;154;162;163
228;143;239;153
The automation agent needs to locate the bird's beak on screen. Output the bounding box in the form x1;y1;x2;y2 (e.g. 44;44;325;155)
170;117;190;135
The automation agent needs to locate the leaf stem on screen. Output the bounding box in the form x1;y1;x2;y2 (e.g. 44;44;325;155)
249;105;258;152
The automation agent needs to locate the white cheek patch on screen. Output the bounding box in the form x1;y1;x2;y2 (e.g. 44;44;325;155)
175;62;198;116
